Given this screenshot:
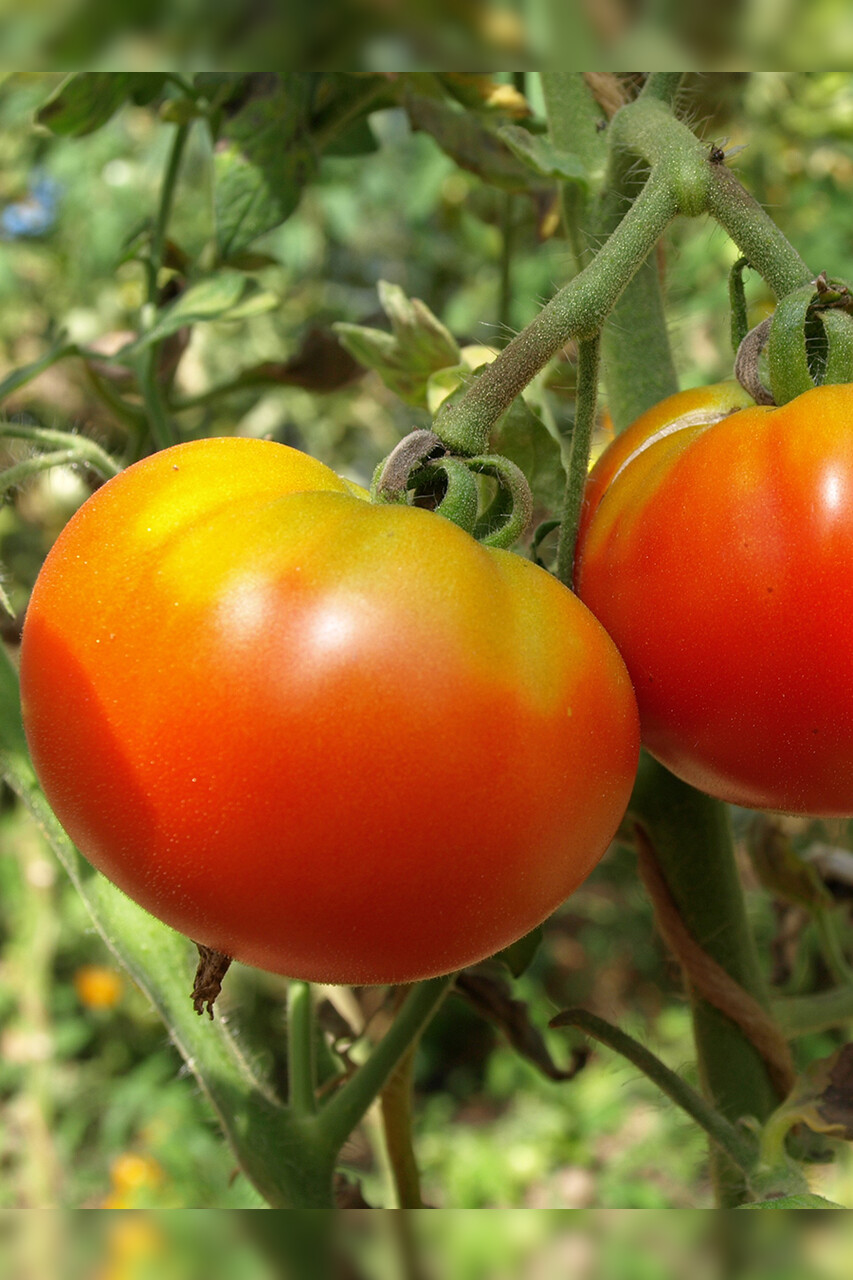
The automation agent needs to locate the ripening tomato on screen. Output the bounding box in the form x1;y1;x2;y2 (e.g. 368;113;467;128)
575;381;853;816
20;437;639;985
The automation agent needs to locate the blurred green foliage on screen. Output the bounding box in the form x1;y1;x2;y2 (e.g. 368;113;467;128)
3;72;853;1214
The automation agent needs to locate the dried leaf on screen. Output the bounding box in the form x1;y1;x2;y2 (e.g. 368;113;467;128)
455;968;585;1082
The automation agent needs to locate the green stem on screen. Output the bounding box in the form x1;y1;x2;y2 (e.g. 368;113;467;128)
138;121;190;451
555;335;599;587
435;170;678;454
0;422;121;478
594;133;679;430
540;73;608;271
1;450;108;498
629;756;783;1206
552;1008;758;1175
773;985;853;1038
498;190;516;335
706;164;813;298
812;908;853;988
287;981;318;1116
640;73;686;106
380;1043;424;1208
314;977;452;1158
150;123;190;300
81;362;148;438
729;257;752;353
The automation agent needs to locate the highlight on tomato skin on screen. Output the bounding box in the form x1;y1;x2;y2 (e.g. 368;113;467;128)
19;436;641;987
575;381;853;818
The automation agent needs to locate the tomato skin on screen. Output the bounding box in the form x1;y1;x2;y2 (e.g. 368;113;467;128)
20;437;639;984
575;382;853;816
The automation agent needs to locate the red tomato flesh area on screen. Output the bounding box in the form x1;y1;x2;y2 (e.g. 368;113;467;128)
20;438;640;984
575;383;853;816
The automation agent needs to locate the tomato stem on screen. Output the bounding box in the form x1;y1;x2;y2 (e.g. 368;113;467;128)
629;756;784;1207
0;421;121;480
555;335;599;588
773;985;853;1038
551;1007;758;1176
435;170;677;455
138;120;191;452
380;1035;425;1207
287;981;318;1116
312;976;453;1160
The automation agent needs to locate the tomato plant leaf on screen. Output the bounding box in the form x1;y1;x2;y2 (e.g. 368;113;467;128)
784;1044;853;1141
497;124;590;186
489;393;567;518
455;967;585;1083
112;275;278;359
214;74;316;260
746;815;834;910
0;334;82;403
493;926;543;978
737;1194;845;1209
36;73;165;136
404;93;550;194
334;281;461;408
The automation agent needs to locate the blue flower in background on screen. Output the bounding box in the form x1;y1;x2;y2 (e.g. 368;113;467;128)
1;173;60;239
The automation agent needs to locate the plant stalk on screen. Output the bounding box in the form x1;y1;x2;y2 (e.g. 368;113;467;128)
630;756;783;1206
555;335;600;587
313;977;452;1159
553;1007;757;1175
287;981;318;1115
436;171;678;454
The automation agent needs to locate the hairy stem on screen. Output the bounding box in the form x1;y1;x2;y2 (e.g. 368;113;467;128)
555;335;600;587
436;172;677;454
553;1008;757;1175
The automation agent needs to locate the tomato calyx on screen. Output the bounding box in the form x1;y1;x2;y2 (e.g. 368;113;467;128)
737;271;853;407
373;428;533;549
191;943;233;1019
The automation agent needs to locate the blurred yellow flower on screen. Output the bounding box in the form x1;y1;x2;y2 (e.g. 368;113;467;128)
74;965;124;1010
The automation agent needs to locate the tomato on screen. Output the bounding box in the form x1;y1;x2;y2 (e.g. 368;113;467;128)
574;381;853;816
20;437;639;985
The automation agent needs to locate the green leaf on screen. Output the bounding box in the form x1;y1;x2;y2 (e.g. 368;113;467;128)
323;118;378;157
493;926;543;978
738;1194;845;1209
497;124;590;186
111;275;277;360
0;579;14;619
334;281;461;408
404;93;550;194
0;335;81;403
214;74;316;259
36;73;157;136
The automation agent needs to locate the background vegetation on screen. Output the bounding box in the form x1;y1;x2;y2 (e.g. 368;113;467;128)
3;72;853;1216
